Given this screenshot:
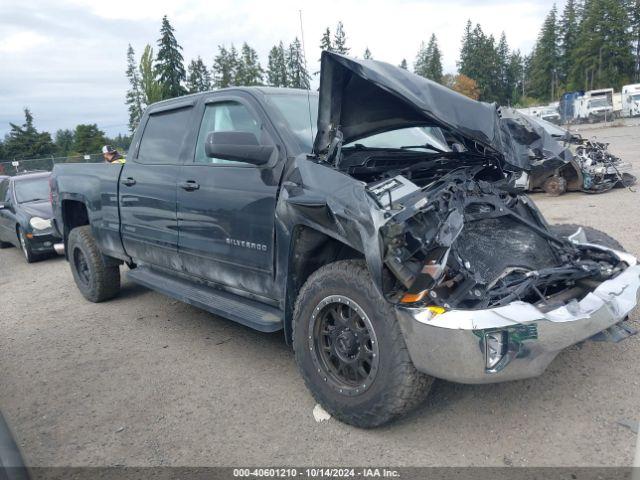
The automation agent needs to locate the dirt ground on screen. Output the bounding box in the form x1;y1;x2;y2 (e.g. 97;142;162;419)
1;123;639;467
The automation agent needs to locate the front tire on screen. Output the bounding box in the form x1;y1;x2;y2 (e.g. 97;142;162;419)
551;223;625;251
293;260;433;428
17;227;38;263
68;225;120;302
542;176;567;196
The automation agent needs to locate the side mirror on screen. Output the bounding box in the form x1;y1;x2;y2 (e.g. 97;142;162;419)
0;202;6;210
205;131;275;166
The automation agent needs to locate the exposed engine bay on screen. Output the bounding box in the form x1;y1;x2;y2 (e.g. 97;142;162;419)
338;148;627;310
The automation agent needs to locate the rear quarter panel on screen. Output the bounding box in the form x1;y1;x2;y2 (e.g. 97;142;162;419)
51;163;126;260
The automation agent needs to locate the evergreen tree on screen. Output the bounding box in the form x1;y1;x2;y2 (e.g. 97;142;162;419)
458;22;502;101
333;21;350;54
414;41;429;77
320;27;333;54
286;37;311;89
73;124;106;154
125;44;143;133
496;32;511;104
558;0;580;86
3;109;56;160
507;50;525;104
528;5;560;101
236;43;264;86
54;129;74;156
363;47;372;59
154;15;186;98
399;59;408;69
212;45;239;88
425;34;443;83
569;0;634;90
631;0;640;80
186;56;211;93
458;20;474;73
267;42;289;87
139;45;163;105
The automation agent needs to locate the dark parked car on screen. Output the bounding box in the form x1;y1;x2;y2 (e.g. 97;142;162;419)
0;172;62;263
50;52;639;427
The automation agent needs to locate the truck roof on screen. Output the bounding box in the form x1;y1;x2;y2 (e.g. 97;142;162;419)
146;87;317;110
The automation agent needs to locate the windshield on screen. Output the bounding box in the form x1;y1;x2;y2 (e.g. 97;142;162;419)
588;98;610;108
267;91;450;154
267;92;319;152
344;127;450;152
631;94;640;102
14;177;50;203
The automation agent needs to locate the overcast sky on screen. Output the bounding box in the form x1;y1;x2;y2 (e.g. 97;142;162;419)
0;0;559;138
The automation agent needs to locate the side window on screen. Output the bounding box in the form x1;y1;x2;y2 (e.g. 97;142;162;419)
137;107;193;164
194;101;265;165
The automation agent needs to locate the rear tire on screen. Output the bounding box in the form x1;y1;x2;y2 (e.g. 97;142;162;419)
551;223;625;251
293;260;433;428
68;225;120;302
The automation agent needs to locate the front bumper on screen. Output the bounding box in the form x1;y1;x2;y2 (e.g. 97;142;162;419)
29;230;62;254
395;249;640;384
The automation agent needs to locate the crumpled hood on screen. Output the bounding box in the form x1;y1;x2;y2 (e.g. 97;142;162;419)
313;51;529;169
20;201;53;219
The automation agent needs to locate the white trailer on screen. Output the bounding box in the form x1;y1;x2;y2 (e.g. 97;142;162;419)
574;88;615;123
621;84;640;117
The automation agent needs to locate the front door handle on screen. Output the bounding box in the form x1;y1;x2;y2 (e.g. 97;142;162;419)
179;180;200;191
122;177;136;186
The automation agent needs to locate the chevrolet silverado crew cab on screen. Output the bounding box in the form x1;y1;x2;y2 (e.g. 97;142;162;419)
51;52;640;427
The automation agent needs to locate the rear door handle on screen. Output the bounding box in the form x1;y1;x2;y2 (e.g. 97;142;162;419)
122;177;136;186
179;180;200;191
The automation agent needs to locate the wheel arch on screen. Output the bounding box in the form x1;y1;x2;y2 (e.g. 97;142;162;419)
283;224;364;344
61;199;90;259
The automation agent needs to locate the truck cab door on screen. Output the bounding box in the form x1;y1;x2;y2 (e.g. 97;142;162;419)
177;94;284;300
119;103;196;271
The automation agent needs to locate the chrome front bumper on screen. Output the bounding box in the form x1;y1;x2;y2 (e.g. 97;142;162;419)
395;244;640;384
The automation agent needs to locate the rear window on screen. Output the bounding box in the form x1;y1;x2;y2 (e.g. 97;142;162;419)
138;107;193;164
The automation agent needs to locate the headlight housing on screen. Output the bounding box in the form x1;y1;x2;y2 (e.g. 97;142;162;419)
29;217;52;231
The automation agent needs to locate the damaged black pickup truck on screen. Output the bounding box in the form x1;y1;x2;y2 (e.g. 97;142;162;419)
51;52;640;427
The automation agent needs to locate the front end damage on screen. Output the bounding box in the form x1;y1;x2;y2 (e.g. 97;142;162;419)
301;52;640;384
366;167;639;382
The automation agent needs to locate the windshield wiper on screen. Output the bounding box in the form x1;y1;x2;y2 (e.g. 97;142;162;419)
20;198;47;203
400;143;446;154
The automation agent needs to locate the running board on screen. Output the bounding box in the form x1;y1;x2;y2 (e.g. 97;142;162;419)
127;267;283;332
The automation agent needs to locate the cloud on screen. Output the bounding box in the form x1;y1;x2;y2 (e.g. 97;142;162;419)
0;0;559;139
0;31;48;54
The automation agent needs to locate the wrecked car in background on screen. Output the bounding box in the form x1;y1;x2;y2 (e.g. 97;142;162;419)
50;52;640;428
502;109;636;195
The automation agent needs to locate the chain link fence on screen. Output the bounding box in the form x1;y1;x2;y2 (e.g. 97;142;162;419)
0;153;107;177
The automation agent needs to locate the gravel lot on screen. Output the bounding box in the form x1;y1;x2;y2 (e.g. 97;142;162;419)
1;123;639;467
